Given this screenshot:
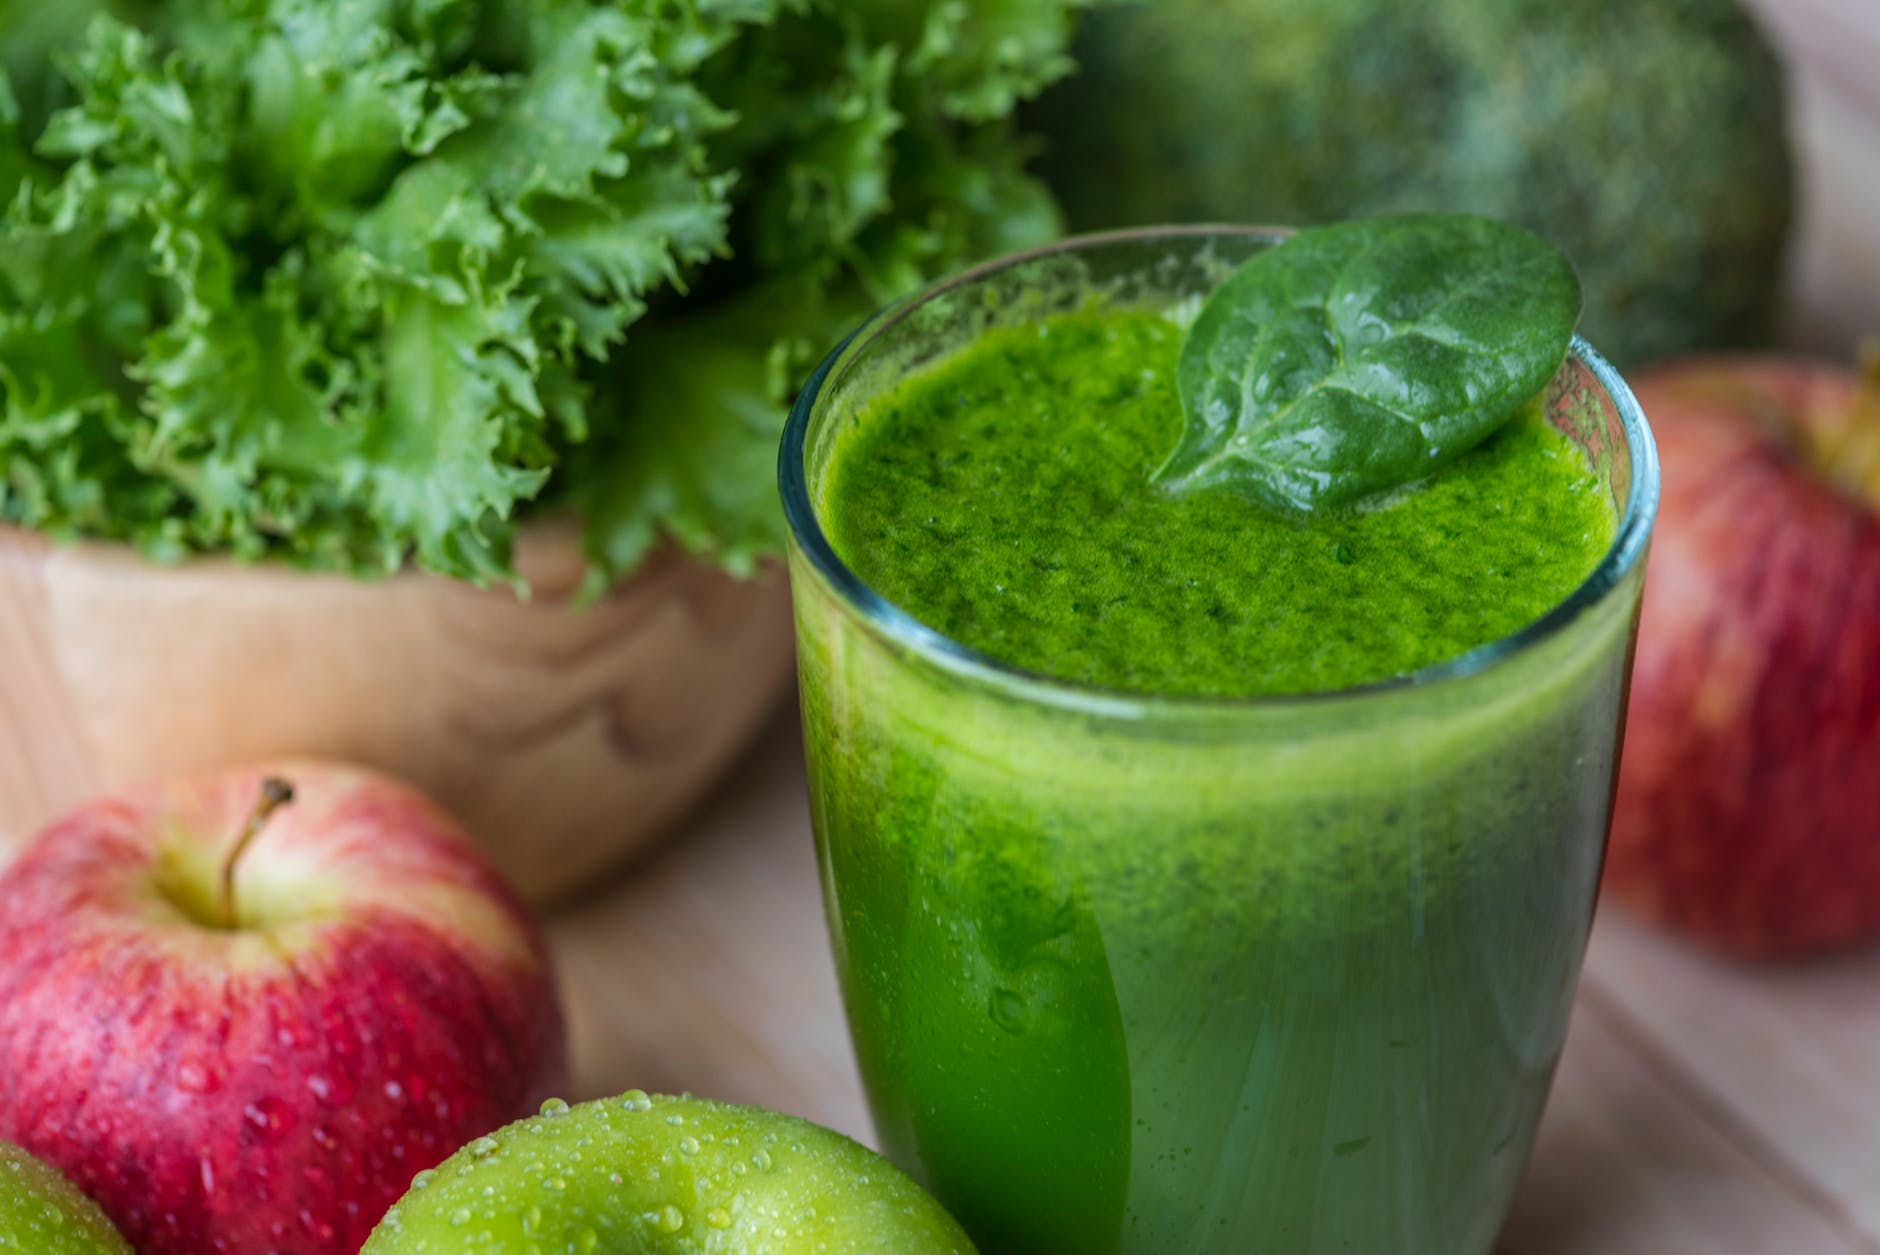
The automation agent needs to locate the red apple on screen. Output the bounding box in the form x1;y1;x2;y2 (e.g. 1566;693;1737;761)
1606;354;1880;956
0;762;567;1253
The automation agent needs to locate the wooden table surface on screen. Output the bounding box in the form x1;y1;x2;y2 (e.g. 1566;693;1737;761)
548;713;1880;1255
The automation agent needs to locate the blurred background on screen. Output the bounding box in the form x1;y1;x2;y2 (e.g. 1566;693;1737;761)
1750;0;1880;354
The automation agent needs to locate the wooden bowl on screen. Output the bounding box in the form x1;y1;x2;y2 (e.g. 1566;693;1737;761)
0;519;796;904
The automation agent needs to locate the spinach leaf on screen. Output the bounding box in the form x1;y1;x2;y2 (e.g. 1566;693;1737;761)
1160;214;1580;512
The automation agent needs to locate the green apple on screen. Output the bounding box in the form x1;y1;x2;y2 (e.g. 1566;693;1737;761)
362;1092;977;1254
0;1141;129;1254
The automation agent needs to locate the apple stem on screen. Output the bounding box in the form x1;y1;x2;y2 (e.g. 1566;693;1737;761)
219;777;295;929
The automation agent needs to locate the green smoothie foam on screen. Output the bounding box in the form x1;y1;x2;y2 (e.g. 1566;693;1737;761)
789;251;1645;1255
818;308;1615;697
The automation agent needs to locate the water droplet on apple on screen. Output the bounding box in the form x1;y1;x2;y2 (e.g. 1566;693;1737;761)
656;1204;685;1234
409;1169;435;1193
990;988;1026;1033
544;1175;567;1191
449;1207;471;1227
383;1080;405;1102
468;1136;500;1159
176;1060;216;1093
751;1149;772;1172
539;1098;571;1119
707;1208;732;1230
619;1089;653;1112
244;1098;291;1142
678;1136;700;1156
297;1207;335;1242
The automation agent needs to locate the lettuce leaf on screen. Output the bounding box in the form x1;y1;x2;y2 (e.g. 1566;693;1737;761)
0;0;1089;587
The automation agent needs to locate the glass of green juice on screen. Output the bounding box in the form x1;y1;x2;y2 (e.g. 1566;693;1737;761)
778;226;1658;1255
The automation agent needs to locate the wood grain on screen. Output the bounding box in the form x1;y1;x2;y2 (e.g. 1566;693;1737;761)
1499;983;1871;1255
1575;918;1880;1248
0;520;796;904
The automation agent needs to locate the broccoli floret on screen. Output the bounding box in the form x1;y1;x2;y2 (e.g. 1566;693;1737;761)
1027;0;1793;366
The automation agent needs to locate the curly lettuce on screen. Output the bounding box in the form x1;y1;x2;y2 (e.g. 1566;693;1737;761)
0;0;1086;586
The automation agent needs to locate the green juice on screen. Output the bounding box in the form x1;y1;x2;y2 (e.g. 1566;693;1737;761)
786;235;1648;1255
820;310;1614;698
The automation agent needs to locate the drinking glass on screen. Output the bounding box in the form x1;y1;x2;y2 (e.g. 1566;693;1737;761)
778;227;1658;1255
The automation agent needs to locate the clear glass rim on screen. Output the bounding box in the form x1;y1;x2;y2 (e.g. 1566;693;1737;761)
777;224;1661;718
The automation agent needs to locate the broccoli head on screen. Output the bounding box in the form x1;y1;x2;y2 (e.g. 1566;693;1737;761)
1027;0;1794;366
